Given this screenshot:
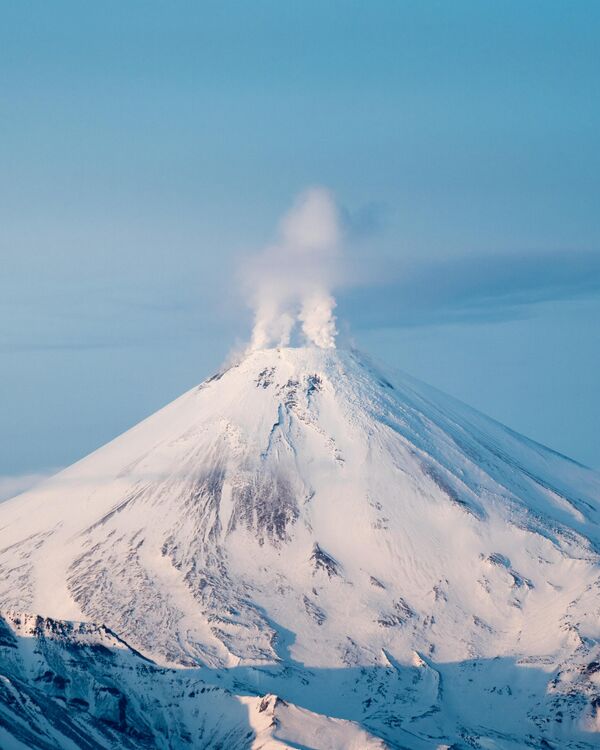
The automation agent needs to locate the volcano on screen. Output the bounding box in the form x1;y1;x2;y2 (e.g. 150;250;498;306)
1;345;599;749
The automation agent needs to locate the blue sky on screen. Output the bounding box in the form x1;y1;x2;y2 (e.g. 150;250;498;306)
1;1;599;492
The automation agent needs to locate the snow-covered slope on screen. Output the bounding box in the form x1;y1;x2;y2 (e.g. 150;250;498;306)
1;346;599;748
0;612;381;750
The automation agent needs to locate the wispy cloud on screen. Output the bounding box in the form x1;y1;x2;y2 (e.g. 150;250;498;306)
0;469;59;502
339;249;600;329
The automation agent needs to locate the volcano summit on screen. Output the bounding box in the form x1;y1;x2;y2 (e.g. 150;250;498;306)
0;345;599;749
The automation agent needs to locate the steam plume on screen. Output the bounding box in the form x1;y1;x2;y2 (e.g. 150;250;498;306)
245;187;341;350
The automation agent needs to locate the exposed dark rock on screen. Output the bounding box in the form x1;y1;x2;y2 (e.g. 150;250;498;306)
310;543;341;578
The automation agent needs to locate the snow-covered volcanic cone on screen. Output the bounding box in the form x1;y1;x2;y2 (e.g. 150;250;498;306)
1;345;599;749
